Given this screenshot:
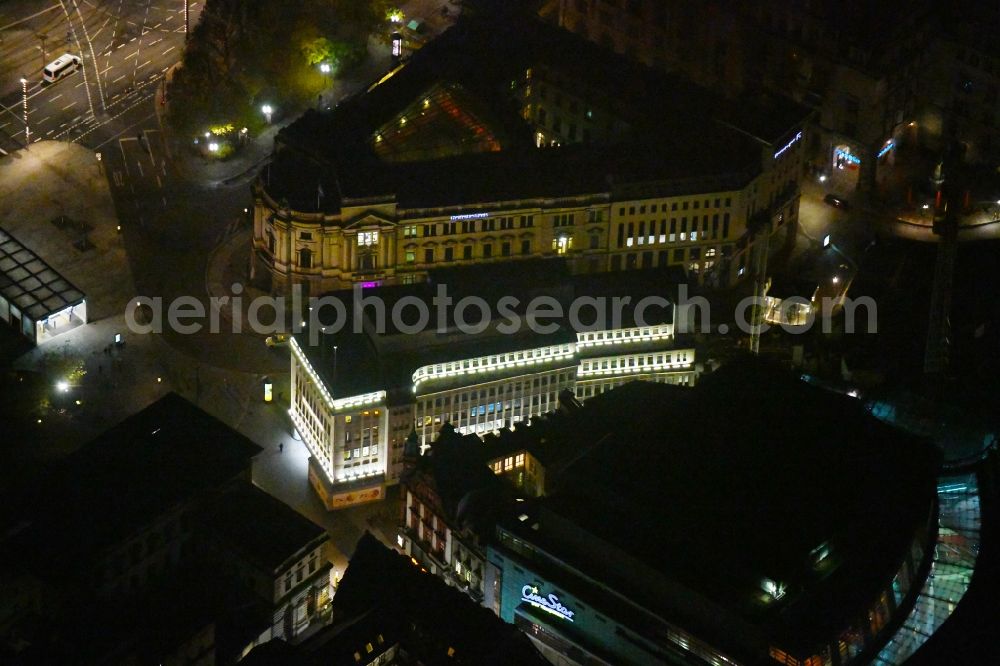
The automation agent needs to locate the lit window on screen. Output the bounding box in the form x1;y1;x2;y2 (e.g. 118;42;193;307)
358;231;379;246
554;235;573;254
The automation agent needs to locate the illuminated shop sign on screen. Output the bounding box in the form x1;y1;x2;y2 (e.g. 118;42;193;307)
877;140;895;159
835;148;861;165
521;585;575;622
450;212;489;221
773;131;803;159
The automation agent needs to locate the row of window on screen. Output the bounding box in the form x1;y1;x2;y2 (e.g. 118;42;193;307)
405;240;530;264
616;215;731;248
580;351;690;373
491;453;527;474
410;216;536;238
609;246;727;272
619;197;732;218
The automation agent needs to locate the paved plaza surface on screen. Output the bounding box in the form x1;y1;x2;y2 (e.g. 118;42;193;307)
0;33;413;567
0;140;132;321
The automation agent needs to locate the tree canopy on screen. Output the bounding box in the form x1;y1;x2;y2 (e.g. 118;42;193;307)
167;0;386;135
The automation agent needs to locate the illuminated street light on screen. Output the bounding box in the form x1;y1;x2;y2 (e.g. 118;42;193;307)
832;276;840;284
262;104;273;123
56;380;69;393
319;62;331;74
208;142;219;152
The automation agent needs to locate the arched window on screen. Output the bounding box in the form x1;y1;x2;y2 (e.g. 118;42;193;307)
298;247;312;269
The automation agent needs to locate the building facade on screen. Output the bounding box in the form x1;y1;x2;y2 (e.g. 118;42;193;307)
554;0;960;185
253;169;802;295
478;364;942;666
251;13;809;296
290;322;697;511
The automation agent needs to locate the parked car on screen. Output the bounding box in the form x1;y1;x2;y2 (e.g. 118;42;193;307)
823;194;849;210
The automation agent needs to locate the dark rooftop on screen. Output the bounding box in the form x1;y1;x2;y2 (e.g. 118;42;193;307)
403;424;509;534
198;484;326;572
264;12;808;214
0;227;85;322
4;393;261;578
293;263;686;400
326;532;545;665
497;357;940;658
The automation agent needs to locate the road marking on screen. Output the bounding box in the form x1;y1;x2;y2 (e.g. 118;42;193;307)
162;197;167;207
62;102;77;110
113;74;126;83
38;115;51;124
138;60;151;69
137;161;144;177
162;45;176;55
0;4;59;32
49;94;63;102
156;174;162;188
149;37;163;46
114;171;123;187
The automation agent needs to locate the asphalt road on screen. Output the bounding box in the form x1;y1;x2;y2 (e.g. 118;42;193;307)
0;0;201;153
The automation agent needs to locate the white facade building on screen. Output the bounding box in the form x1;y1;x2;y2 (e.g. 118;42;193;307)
290;321;697;510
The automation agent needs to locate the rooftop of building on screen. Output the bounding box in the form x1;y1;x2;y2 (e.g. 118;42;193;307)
293;262;687;401
323;532;545;665
402;424;509;533
2;393;261;578
197;484;327;573
13;563;272;665
0;227;85;322
495;356;940;658
263;12;809;215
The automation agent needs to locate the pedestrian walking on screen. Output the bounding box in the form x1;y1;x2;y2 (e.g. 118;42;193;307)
279;442;284;453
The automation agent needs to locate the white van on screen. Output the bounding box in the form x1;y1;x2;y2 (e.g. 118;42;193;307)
43;54;81;83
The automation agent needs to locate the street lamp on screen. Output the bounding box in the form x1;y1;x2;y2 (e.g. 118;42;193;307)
19;76;30;148
262;104;273;123
56;380;69;393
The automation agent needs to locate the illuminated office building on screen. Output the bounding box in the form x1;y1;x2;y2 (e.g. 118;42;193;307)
288;269;698;510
